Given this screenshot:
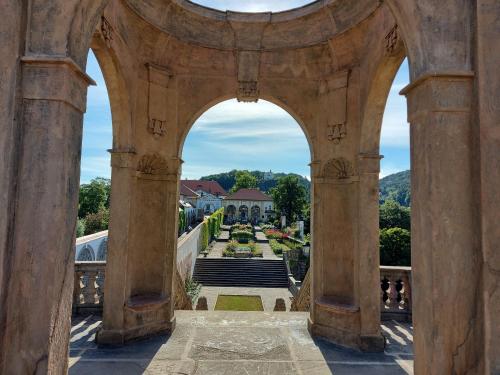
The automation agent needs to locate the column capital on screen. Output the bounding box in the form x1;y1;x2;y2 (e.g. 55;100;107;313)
21;55;96;113
109;148;136;169
400;71;474;123
358;153;383;175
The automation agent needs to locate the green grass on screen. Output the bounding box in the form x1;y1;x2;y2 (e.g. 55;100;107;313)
214;295;264;311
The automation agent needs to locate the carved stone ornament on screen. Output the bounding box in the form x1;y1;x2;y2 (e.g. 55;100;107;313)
323;157;354;179
137;153;169;175
327;123;347;144
385;25;403;56
237;81;259;102
101;17;113;49
148;118;167;137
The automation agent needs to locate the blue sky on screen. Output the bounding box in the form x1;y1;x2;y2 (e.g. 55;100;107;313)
81;1;410;183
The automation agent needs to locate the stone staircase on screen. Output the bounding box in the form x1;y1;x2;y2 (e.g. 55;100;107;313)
193;258;289;288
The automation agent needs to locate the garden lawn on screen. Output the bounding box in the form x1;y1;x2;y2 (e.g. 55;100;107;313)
214;295;264;311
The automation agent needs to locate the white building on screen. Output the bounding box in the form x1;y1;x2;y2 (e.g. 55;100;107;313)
223;188;274;224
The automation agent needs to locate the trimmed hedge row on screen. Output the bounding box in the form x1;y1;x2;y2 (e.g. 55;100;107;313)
201;208;225;251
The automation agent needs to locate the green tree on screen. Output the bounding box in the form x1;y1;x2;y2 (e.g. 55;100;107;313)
230;170;258;193
271;175;308;225
78;177;111;219
380;200;411;230
380;227;411;266
83;207;110;235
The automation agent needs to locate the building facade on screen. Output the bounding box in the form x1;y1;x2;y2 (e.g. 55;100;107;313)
223;189;274;224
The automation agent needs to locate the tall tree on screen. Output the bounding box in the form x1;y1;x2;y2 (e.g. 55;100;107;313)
230;170;258;193
78;177;111;219
271;175;307;225
379;199;411;230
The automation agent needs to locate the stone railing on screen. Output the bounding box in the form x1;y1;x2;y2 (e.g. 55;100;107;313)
291;266;412;322
73;261;192;314
380;266;412;322
73;261;106;314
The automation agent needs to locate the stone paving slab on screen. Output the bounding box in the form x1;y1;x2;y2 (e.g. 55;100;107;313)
69;311;414;375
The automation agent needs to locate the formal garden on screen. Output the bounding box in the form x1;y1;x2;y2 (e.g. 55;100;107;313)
223;223;262;258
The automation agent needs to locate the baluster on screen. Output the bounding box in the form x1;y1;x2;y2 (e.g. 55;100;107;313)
96;270;105;305
381;276;390;310
82;271;98;305
388;276;399;311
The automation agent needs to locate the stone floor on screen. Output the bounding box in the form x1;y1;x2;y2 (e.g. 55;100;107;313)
69;311;414;374
197;286;293;311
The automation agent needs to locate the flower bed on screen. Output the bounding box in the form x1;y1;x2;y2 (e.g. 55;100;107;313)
263;229;285;240
269;239;290;256
223;240;261;258
231;229;254;243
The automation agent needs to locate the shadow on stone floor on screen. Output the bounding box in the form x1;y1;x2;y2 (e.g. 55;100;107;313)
69;312;414;375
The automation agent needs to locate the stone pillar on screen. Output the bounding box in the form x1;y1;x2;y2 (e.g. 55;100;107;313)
97;154;181;344
98;149;135;343
1;56;94;374
476;1;500;371
357;154;384;349
401;72;483;374
309;158;384;352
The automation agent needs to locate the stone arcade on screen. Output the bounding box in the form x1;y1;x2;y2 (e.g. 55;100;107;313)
0;1;499;374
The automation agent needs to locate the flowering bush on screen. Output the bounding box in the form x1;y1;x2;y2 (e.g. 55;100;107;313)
264;229;285;240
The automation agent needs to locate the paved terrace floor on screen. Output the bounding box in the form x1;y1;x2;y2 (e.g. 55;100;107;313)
69;312;414;374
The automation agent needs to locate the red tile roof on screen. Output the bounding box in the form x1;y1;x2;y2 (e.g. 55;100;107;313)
225;188;272;201
181;180;227;196
179;184;199;197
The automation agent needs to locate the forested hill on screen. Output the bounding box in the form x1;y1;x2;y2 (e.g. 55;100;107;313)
200;170;311;194
379;170;410;207
199;169;410;206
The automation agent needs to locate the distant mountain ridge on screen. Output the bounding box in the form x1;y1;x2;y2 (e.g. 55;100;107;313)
200;170;310;194
199;169;411;207
379;170;410;207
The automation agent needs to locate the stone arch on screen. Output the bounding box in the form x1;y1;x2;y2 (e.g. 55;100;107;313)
178;94;315;162
239;205;249;221
359;48;406;156
77;245;96;261
90;34;134;150
251;206;261;224
226;205;237;223
97;238;108;261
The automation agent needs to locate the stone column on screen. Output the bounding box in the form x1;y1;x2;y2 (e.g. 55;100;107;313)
401;72;483;374
98;154;181;344
309;158;384;352
476;1;500;371
98;149;135;343
357;154;384;349
1;56;94;374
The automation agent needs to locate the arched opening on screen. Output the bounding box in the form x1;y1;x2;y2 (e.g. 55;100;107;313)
180;98;311;313
190;0;314;12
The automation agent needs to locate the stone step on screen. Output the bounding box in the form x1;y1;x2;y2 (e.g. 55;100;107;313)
193;258;289;288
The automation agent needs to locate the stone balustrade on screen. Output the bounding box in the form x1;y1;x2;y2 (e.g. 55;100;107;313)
291;266;412;322
73;261;192;313
74;260;412;321
73;261;106;314
380;266;412;322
